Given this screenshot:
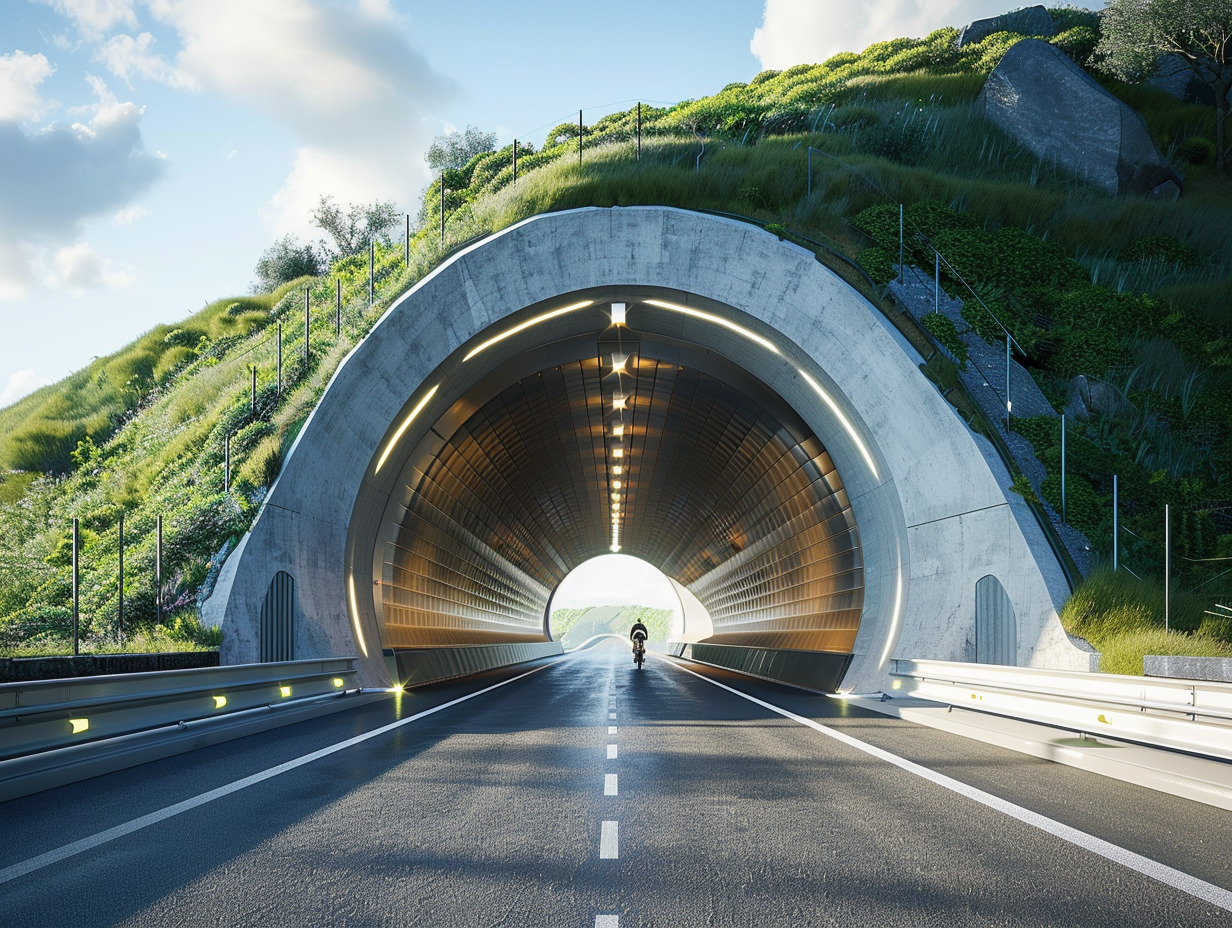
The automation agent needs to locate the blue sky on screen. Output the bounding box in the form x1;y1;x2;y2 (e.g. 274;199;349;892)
0;0;1101;407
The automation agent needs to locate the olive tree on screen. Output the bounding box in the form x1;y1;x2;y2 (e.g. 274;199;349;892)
426;125;496;173
311;196;401;257
1096;0;1232;173
252;235;324;292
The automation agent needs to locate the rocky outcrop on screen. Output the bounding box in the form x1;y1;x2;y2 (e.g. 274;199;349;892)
978;40;1183;199
958;6;1057;47
1147;54;1222;106
1066;375;1135;420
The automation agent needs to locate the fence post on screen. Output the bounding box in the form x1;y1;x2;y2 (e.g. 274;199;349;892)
224;433;230;493
898;204;904;285
807;146;812;197
636;103;641;161
277;322;282;394
404;213;410;266
156;514;162;627
336;277;341;332
250;364;256;419
304;288;310;361
440;184;446;244
72;518;79;657
1060;413;1066;524
369;239;374;307
934;252;939;315
1165;503;1171;633
578;109;583;163
1005;335;1012;429
1112;474;1118;571
117;513;124;641
513;138;518;183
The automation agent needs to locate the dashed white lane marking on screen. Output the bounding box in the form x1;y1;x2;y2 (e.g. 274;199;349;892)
609;712;617;720
606;744;618;759
605;774;618;796
595;916;619;927
608;725;617;735
600;820;619;859
666;658;1232;915
0;661;563;887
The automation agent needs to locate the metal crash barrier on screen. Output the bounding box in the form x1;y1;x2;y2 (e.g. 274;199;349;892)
0;657;357;761
890;659;1232;763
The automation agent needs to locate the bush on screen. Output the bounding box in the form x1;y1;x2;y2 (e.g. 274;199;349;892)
1117;235;1200;270
921;312;969;366
253;236;323;292
1176;136;1215;166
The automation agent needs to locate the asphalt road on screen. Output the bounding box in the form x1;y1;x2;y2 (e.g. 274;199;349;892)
3;639;1231;927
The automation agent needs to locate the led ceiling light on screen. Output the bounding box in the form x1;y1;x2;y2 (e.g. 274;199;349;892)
375;384;440;474
797;369;880;481
612;480;622;489
613;465;623;475
611;447;623;458
612;424;624;437
644;299;780;354
610;356;627;374
612;395;627;410
462;299;594;362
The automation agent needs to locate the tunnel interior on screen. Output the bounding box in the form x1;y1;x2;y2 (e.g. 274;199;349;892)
367;295;864;658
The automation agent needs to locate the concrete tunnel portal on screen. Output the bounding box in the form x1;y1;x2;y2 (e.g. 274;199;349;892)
206;207;1090;692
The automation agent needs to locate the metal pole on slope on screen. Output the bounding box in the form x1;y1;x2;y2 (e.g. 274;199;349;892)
1060;413;1066;524
934;252;939;315
277;322;282;394
1165;503;1171;633
1005;335;1012;429
250;365;256;419
304;287;310;361
578;109;583;163
513;139;519;183
404;214;410;266
440;184;446;245
72;518;79;657
1112;474;1119;571
898;204;904;286
335;277;341;332
637;103;642;161
807;146;812;197
156;515;162;628
117;513;124;642
369;239;374;306
224;433;230;493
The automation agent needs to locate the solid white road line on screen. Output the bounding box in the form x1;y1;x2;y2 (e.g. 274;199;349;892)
600;820;619;859
605;774;618;796
0;660;563;887
666;658;1232;914
606;744;618;759
608;725;617;735
595;916;619;927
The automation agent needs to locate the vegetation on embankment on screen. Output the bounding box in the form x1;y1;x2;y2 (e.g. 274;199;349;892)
2;8;1231;672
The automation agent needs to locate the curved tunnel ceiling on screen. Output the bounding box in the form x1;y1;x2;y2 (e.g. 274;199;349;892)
375;300;863;654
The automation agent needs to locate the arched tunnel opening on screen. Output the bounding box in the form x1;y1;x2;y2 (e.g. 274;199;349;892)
353;289;864;688
545;554;687;648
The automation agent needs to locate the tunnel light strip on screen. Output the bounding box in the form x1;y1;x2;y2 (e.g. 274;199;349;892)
876;539;905;672
347;573;369;658
375;384;439;474
643;299;780;355
462;300;595;362
797;370;879;482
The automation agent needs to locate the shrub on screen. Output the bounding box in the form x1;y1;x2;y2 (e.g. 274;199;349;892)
921;312;969;366
1117;235;1200;270
1176;136;1215;166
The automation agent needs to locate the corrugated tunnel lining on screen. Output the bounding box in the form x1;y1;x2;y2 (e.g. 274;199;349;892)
380;345;863;651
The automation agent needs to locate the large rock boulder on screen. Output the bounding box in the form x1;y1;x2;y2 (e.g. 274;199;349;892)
1146;54;1224;106
958;6;1057;47
978;40;1183;199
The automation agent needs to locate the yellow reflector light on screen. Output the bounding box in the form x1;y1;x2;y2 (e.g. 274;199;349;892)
69;718;89;734
212;695;227;709
891;679;902;690
332;677;345;688
280;686;292;698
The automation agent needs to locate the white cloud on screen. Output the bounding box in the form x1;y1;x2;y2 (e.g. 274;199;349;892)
0;74;163;299
0;369;54;408
0;51;55;122
45;242;135;293
750;0;1095;70
552;555;681;610
36;0;138;41
148;0;454;235
95;31;195;89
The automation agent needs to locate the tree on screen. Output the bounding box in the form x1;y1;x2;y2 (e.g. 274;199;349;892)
426;125;497;173
1096;0;1232;174
310;196;400;257
252;235;323;292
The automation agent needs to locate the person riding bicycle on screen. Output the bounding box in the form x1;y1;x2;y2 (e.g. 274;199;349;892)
630;621;648;666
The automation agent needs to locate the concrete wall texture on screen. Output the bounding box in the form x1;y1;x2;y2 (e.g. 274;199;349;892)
204;206;1091;691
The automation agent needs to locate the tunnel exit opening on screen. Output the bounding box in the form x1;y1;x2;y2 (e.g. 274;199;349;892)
546;553;689;647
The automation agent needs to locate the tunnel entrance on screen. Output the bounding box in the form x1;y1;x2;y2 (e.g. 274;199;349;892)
372;306;864;659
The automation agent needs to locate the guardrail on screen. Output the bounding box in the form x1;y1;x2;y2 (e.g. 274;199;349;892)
0;657;357;761
889;659;1232;763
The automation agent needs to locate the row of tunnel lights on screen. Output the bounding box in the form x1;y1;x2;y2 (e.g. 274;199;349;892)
608;303;629;552
66;677;348;735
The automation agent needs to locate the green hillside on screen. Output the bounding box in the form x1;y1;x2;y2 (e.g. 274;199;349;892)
2;9;1231;668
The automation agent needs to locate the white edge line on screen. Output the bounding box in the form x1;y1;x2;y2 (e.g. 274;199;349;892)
663;657;1232;913
0;658;564;886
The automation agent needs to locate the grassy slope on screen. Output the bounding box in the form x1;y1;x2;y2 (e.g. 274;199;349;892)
2;11;1231;669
